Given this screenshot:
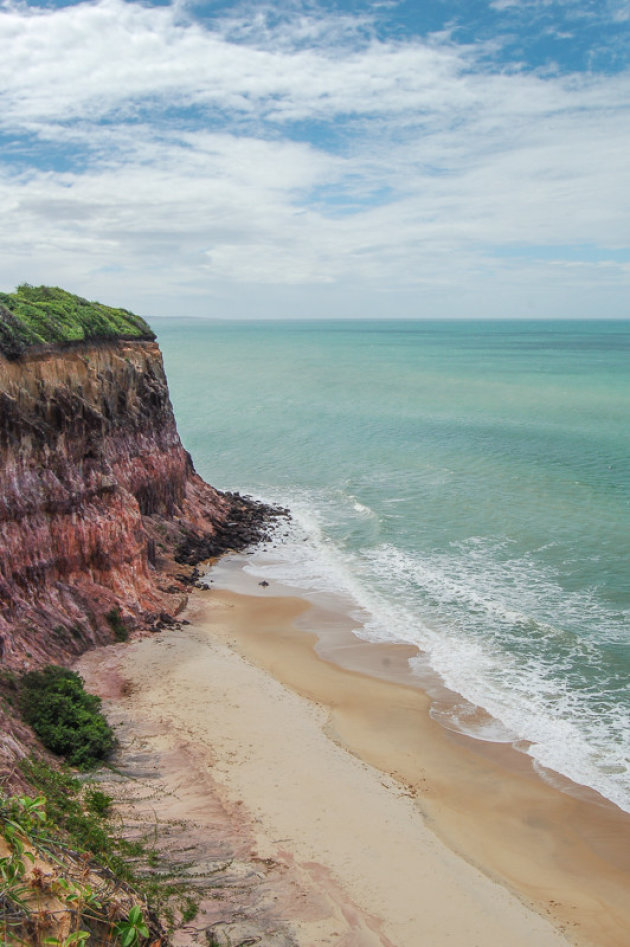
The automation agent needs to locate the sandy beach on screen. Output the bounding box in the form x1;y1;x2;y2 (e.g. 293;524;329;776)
78;576;630;946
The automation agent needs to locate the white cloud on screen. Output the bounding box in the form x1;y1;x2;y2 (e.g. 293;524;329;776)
490;0;522;10
609;0;630;23
0;0;480;126
0;0;628;318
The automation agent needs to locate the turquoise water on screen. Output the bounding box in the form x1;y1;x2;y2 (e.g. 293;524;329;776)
155;319;630;811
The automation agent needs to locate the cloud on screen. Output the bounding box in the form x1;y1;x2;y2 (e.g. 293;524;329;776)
0;0;628;318
489;0;522;10
609;0;630;23
488;0;630;28
0;0;481;128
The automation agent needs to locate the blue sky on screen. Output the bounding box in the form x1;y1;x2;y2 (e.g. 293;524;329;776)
1;0;629;318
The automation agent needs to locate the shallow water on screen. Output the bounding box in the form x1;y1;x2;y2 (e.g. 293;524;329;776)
155;318;630;812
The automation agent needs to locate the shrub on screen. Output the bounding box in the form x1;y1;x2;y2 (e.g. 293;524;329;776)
19;666;115;768
105;606;128;642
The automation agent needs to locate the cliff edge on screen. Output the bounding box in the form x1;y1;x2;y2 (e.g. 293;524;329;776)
0;283;156;359
0;286;281;680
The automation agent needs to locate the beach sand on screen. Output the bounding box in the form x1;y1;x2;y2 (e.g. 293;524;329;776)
78;582;630;946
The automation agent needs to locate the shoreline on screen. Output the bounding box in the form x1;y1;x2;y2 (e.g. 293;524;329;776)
80;579;630;945
209;550;628;814
197;584;630;946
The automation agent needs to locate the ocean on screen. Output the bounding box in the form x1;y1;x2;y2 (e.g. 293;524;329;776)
155;318;630;813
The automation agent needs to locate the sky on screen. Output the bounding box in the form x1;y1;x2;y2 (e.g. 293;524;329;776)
1;0;629;319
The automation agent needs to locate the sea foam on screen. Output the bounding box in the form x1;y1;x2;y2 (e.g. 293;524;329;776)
234;494;630;814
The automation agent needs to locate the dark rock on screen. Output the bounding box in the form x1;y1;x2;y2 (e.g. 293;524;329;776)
147;538;157;567
174;573;194;585
175;493;291;566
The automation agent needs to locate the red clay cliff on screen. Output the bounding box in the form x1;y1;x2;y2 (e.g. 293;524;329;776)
0;338;281;673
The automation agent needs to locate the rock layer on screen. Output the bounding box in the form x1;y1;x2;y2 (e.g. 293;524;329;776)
0;339;281;674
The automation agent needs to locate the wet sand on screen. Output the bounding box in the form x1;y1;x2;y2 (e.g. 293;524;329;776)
204;584;630;943
80;580;630;946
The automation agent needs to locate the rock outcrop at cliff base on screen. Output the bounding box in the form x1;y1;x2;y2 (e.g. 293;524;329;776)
0;286;284;677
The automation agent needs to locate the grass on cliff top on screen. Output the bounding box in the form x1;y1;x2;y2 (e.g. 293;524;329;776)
0;284;155;359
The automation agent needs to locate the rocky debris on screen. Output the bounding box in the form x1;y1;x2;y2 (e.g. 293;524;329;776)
145;611;187;634
175;494;291;566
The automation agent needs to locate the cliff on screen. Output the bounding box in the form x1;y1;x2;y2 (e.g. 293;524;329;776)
0;287;282;679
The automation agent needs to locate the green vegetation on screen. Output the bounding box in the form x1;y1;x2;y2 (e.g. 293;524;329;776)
0;284;155;360
105;607;128;643
19;666;115;769
83;788;112;819
113;906;150;947
0;759;204;944
0;766;157;946
180;897;199;924
20;761;132;884
3;667;204;941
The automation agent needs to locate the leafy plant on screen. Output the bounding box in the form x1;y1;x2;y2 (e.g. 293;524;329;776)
0;848;31;907
44;931;91;946
1;794;47;941
20;761;117;871
2;793;47;838
0;769;169;947
19;666;115;768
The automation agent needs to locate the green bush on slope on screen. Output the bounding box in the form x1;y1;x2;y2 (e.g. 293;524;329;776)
19;666;115;769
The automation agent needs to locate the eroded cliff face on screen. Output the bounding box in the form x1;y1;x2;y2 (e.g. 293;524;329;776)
0;339;274;674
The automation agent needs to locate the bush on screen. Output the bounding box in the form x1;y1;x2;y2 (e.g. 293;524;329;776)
19;666;115;768
105;606;128;642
